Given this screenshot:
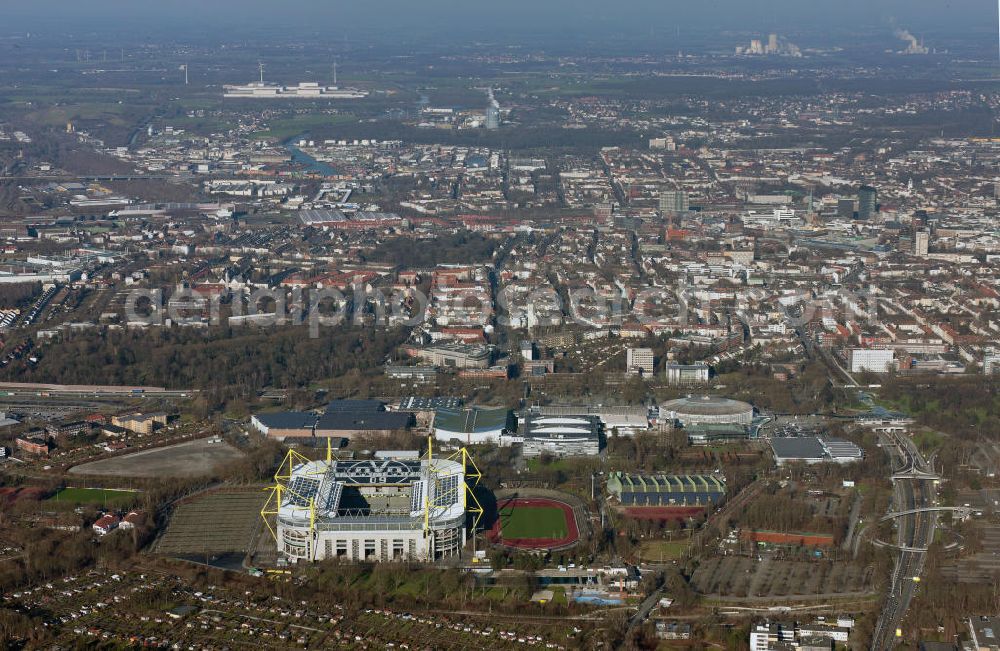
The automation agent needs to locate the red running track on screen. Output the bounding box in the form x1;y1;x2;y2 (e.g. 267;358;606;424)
487;497;579;550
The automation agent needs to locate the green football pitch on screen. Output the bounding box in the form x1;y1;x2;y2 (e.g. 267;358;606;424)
49;487;139;506
499;505;568;539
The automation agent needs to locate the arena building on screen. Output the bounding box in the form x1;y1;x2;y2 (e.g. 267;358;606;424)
433;407;513;445
660;395;754;426
517;411;602;457
264;448;480;562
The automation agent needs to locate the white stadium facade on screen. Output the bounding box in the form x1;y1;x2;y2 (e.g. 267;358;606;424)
263;449;480;563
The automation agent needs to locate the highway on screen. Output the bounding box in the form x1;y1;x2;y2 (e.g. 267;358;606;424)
870;431;937;650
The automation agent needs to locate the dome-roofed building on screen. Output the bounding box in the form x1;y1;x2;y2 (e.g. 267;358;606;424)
660;395;754;426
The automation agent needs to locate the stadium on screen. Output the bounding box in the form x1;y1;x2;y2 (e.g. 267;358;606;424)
262;444;482;562
660;395;754;426
486;489;588;551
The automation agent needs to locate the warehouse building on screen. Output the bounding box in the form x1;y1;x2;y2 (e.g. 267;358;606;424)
770;436;863;466
252;400;412;441
406;342;491;369
314;400;413;439
606;472;726;506
664;363;710;385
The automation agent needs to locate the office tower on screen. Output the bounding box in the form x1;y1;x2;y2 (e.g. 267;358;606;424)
767;33;778;53
594;202;614;220
858;185;878;220
837;199;855;220
659;189;689;217
626;348;655;376
485;89;500;130
914;230;929;257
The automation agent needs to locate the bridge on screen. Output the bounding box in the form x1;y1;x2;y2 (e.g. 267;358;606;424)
880;506;971;522
891;468;941;481
872;540;929;552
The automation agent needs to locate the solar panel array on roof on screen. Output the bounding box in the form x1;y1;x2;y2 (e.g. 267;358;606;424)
286;476;321;507
325;399;386;413
409;480;426;514
433;475;460;507
317;480;343;514
397;396;463;411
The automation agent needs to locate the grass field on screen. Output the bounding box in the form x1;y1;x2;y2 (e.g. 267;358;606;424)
49;487;140;507
638;540;690;562
499;505;568;540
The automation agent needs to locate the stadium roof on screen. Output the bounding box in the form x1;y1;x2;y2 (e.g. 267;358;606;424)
607;472;726;495
434;407;511;434
661;395;753;417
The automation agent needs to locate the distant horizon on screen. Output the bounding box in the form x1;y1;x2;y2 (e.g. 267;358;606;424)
3;0;995;43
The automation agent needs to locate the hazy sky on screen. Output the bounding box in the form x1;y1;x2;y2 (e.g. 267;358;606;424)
5;0;995;40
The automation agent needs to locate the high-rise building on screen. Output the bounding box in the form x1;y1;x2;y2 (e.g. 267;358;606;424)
626;348;655;376
659;189;689;217
767;33;778;53
914;229;929;257
857;185;878;220
837;198;855;220
485;88;500;130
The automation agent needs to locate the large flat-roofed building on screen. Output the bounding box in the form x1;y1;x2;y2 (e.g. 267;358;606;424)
664;363;710;385
272;456;468;562
519;412;602;457
251;412;318;438
316;400;412;439
111;412;168;435
385;365;437;384
770;436;863;466
224;81;368;99
433;407;513;445
968;616;1000;651
407;342;491;369
661;395;754;426
847;348;894;373
534;405;648;435
684;423;752;444
252;401;412;441
606;471;726;506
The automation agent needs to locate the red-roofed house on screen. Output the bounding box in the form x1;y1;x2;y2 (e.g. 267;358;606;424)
92;514;120;536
